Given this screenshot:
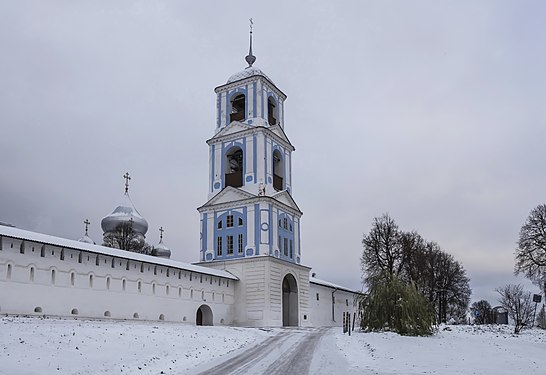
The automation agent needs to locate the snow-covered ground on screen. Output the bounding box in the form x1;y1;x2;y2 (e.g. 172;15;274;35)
337;324;546;374
0;317;272;374
1;317;545;374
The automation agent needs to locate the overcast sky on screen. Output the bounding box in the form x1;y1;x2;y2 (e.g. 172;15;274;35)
1;1;545;304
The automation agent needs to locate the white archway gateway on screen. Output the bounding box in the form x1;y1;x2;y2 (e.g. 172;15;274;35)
196;304;213;326
282;274;298;326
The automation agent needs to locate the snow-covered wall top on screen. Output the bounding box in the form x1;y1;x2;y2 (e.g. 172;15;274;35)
0;225;238;280
310;277;362;294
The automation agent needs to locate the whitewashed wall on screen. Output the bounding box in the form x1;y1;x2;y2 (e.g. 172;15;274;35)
308;282;360;327
202;257;311;327
0;233;235;325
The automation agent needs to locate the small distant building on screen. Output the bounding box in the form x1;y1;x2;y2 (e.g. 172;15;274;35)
492;306;508;324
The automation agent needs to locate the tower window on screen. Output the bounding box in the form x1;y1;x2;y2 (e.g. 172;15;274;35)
290;240;293;258
238;217;243;226
226;215;234;227
227;235;234;255
238;234;244;254
217;237;222;256
230;94;246;122
217;220;222;229
283;218;288;230
284;238;288;256
268;97;277;125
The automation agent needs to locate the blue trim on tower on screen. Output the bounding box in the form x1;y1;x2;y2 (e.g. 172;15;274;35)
211;144;215;193
289;152;292;191
253;82;257;121
268;203;273;255
253;134;257;183
202;213;208;261
224;92;227;126
264;136;268;180
216;94;221;128
254;203;260;255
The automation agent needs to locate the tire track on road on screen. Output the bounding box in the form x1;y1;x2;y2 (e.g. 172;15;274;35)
265;327;328;375
195;330;295;375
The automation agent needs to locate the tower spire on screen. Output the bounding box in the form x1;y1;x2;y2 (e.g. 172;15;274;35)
83;219;90;236
159;226;164;241
245;18;256;68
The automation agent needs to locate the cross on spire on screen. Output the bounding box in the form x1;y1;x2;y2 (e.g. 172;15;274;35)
159;226;164;241
123;172;131;193
83;219;90;235
245;18;256;68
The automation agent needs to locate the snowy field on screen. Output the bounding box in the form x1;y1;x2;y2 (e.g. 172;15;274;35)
0;317;272;374
1;317;545;374
337;324;546;374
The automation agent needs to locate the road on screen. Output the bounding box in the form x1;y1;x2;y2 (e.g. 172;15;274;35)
191;327;360;375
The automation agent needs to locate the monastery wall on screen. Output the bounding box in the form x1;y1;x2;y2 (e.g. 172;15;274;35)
0;228;236;325
308;281;360;327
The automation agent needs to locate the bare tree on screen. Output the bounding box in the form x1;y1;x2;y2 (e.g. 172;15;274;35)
361;215;471;323
103;222;152;255
515;204;546;287
496;284;534;334
361;214;404;284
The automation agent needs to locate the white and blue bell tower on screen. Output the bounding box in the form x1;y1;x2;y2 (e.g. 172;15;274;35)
198;26;303;266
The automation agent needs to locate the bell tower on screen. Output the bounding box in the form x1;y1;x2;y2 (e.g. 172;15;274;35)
198;23;303;265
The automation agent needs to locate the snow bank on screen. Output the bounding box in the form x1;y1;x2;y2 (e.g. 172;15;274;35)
336;324;546;374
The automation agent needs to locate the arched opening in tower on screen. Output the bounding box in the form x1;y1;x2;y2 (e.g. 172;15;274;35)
268;96;277;125
230;94;246;122
225;147;243;188
273;149;284;191
282;274;298;326
196;304;213;326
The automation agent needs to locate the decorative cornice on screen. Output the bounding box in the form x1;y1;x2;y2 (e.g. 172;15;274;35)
207;125;295;151
196;254;312;271
197;194;303;217
214;74;287;100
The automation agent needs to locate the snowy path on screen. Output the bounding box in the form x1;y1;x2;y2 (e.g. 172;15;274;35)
191;327;359;375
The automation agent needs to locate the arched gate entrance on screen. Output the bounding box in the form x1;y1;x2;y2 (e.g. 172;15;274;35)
282;274;298;326
196;304;213;326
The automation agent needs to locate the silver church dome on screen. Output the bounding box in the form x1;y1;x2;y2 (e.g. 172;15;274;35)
152;239;171;259
101;192;148;236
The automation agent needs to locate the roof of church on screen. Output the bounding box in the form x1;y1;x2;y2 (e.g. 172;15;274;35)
0;225;238;280
226;66;273;84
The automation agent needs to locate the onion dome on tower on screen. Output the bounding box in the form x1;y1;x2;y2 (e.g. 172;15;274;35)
78;219;95;244
151;227;171;259
101;173;149;237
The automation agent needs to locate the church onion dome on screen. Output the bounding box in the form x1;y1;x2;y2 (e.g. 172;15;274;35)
78;219;95;244
101;191;149;236
78;234;95;245
152;239;171;258
152;227;171;258
227;66;273;84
